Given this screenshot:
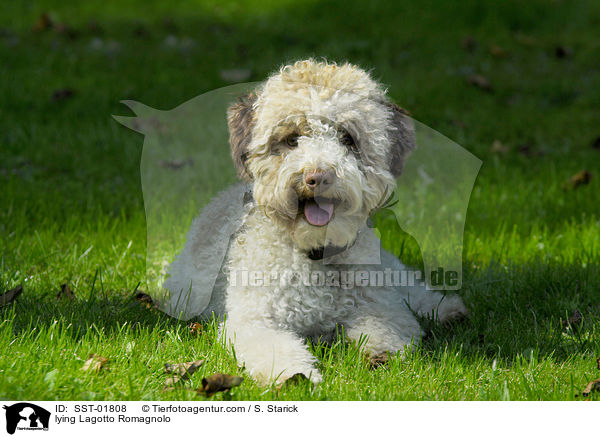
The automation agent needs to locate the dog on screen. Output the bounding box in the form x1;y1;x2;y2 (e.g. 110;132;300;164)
165;59;468;384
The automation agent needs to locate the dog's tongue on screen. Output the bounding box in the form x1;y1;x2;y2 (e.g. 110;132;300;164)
304;199;334;226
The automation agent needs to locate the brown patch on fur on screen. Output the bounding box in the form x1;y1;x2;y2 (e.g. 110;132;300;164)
227;92;257;181
388;103;416;177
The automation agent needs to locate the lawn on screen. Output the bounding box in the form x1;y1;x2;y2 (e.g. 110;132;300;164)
1;0;599;401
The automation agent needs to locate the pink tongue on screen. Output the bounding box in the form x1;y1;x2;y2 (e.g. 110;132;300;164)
304;199;334;226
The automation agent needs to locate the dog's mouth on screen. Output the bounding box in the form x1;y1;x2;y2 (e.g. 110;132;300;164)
299;196;339;226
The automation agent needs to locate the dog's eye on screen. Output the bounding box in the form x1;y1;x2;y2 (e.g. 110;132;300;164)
285;134;299;147
340;131;355;147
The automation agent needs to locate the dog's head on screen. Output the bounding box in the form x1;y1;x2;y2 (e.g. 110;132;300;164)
227;59;415;252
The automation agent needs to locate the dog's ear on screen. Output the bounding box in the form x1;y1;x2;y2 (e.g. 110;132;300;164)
227;92;257;181
387;103;416;177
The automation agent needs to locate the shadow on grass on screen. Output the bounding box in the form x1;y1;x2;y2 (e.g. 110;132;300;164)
3;257;597;367
420;259;599;365
2;291;185;339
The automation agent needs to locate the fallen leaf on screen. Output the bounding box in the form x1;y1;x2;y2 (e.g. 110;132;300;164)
158;159;193;170
196;373;243;397
88;20;103;35
514;33;539;46
188;322;202;336
133;24;149;38
52;88;74;102
518;144;533;157
555;45;572;59
490;139;510;154
164;360;205;376
591;137;600;150
517;143;544;158
81;354;108;372
0;284;23;308
32;13;53;32
489;45;509;58
57;283;75;300
562;309;583;329
478;333;485;346
220;69;252;83
461;36;477;52
368;351;390;369
467;74;492;92
582;378;600;397
162;18;178;33
54;22;77;39
135;292;155;309
163;360;205;389
451;119;466;129
564;170;592;191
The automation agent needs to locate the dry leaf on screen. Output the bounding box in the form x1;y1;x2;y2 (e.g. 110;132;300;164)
196;373;243;397
52;88;74;102
163;360;205;389
518;144;533;157
135;292;155;309
461;36;477;52
369;351;391;369
562;309;583;329
88;20;103;35
514;33;539;46
57;283;75;300
582;378;600;397
467;74;492;92
32;13;53;32
489;45;509;58
490;140;510;154
0;284;23;308
164;360;205;376
555;46;572;59
162;18;178;33
188;322;202;336
564;170;592;190
158;159;193;170
81;354;108;372
54;22;77;39
517;143;545;158
451;119;466;129
133;24;149;38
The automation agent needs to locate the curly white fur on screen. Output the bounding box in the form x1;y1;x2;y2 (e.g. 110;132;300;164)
165;59;468;385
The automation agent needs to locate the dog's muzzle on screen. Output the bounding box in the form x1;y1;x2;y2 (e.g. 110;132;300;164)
300;169;338;226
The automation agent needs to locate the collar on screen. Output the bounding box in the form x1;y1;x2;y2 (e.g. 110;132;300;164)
307;244;349;260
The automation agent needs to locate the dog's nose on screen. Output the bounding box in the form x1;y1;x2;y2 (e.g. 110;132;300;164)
304;170;336;189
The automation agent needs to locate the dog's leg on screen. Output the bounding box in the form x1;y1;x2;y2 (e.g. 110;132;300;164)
223;317;322;385
343;303;424;356
408;289;468;323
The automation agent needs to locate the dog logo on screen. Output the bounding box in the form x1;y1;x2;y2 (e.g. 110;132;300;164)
2;403;50;435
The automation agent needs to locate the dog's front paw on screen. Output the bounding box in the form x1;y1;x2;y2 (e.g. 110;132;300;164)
437;294;469;323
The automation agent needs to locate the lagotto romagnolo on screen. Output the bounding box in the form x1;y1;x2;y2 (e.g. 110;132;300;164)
165;59;468;384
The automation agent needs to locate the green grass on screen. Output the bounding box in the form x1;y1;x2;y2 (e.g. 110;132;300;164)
1;0;600;400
